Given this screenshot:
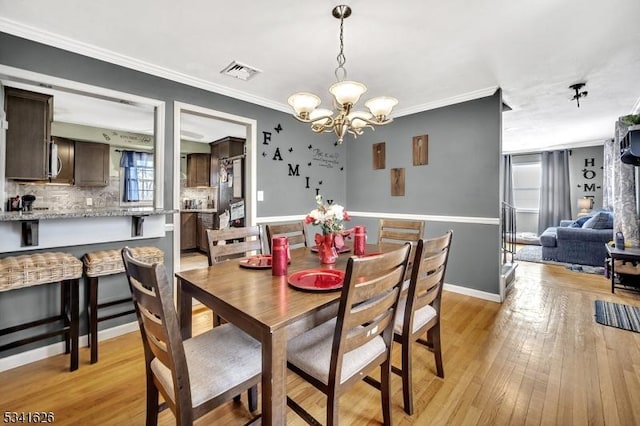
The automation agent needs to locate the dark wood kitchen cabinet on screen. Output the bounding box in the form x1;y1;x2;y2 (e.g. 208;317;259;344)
180;212;197;251
210;136;245;159
197;213;215;252
186;153;211;187
74;141;109;186
4;87;53;180
50;137;75;184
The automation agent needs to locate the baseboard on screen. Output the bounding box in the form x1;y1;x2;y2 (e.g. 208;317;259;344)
443;283;502;303
0;321;138;373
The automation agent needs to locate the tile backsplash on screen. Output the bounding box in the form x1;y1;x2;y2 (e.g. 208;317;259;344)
4;178;217;211
6;177;122;211
180;179;216;209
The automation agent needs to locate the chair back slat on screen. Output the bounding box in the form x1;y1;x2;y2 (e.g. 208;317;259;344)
328;244;410;387
422;235;450;252
343;311;395;354
206;226;262;266
265;222;308;251
121;247;192;413
128;275;162;313
346;272;401;329
211;239;262;259
413;266;445;311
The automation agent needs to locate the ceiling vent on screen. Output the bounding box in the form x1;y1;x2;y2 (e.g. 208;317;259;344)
220;61;262;81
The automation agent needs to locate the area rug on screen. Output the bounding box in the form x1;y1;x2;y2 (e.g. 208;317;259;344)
594;300;640;332
513;245;605;275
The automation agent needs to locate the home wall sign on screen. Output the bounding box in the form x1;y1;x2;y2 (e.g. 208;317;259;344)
412;134;428;166
260;123;344;199
576;157;601;205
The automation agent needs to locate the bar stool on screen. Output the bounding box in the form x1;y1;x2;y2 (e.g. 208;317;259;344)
0;252;83;371
83;246;164;364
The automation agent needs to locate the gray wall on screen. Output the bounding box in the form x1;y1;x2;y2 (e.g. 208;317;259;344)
346;93;503;294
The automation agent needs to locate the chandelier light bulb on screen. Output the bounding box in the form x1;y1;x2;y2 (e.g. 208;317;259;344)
309;108;334;126
365;96;399;121
329;80;367;107
347;111;373;129
288;92;321;118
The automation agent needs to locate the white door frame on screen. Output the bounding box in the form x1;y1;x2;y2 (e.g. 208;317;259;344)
173;101;257;273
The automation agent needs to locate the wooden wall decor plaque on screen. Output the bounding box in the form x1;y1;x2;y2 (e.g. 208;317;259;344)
373;142;386;169
391;168;405;196
412;134;428;166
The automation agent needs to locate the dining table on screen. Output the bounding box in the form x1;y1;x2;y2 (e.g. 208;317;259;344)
175;242;397;425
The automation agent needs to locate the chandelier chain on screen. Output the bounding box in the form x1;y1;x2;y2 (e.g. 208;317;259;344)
335;13;347;81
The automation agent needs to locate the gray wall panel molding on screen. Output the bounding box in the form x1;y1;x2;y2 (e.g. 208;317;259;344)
349;211;499;225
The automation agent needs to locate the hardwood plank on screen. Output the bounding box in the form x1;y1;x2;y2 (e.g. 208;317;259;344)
1;261;640;425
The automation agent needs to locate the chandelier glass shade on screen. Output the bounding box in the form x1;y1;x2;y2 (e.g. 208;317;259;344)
288;5;398;144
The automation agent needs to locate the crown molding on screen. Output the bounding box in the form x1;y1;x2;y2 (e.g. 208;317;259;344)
1;18;501;118
0;18;292;113
503;138;607;155
393;86;500;117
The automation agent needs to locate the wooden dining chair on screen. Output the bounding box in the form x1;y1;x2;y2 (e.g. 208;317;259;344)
286;243;411;425
121;247;262;426
377;218;425;282
206;226;262;266
265;221;308;251
377;218;425;244
206;226;263;325
392;231;453;415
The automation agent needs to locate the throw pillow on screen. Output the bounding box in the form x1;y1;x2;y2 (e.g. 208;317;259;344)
570;216;592;228
582;211;614;229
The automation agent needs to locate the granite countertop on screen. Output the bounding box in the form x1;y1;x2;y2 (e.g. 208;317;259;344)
0;207;176;222
180;209;217;213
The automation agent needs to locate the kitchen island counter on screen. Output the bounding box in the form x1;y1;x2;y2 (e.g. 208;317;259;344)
0;207;175;222
0;208;175;253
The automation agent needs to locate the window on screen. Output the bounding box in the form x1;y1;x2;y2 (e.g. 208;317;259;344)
512;162;541;210
120;151;154;203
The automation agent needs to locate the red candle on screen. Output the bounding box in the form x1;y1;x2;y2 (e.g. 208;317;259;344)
272;236;289;276
354;225;366;255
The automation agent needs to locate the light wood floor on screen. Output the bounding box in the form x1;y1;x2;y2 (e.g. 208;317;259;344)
1;260;640;425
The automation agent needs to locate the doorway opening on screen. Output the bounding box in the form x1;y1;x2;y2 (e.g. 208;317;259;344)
173;102;257;273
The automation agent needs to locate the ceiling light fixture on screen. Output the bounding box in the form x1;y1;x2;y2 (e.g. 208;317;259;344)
569;83;588;108
288;5;398;144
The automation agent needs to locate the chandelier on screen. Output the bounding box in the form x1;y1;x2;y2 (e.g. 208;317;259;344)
288;5;398;144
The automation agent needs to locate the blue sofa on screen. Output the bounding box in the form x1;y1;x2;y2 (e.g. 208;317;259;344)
539;213;613;267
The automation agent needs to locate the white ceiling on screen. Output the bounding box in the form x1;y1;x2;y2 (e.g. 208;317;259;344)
1;0;639;153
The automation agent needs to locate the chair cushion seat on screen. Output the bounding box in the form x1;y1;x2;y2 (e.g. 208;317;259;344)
394;296;437;335
0;252;82;292
287;318;386;385
84;246;164;277
151;323;261;408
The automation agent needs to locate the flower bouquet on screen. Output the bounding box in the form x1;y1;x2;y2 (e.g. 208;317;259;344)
304;195;351;264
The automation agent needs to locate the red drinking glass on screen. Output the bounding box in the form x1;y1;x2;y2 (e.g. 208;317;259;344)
354;225;366;255
272;236;289;276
